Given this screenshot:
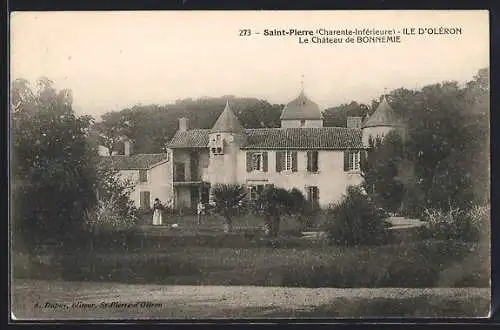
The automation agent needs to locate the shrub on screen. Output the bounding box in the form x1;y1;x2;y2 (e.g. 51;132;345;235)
84;197;136;233
211;184;247;233
135;207;153;224
325;185;390;246
83;197;137;252
252;186;308;237
419;204;489;242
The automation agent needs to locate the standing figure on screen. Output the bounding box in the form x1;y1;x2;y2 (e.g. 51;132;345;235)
197;201;205;225
152;198;163;226
165;198;174;217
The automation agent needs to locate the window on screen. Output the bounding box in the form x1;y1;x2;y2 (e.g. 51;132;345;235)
276;151;297;173
210;134;224;155
307;151;319;172
344;150;361;171
306;186;319;209
174;162;185;182
212;147;223;155
300;119;306;127
140;191;150;209
252;153;263;171
139;169;148;182
247;152;268;172
284;151;293;171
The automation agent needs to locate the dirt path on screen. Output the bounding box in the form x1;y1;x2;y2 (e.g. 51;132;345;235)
11;279;489;320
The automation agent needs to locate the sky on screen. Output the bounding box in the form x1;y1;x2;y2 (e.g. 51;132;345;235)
10;10;489;119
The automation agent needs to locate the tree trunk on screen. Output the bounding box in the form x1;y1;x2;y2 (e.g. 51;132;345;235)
223;215;233;233
270;214;280;237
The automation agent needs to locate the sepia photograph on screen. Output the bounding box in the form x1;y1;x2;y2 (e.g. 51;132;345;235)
10;10;490;320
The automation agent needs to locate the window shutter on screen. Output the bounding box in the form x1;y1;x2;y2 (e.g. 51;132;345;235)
305;185;311;201
262;152;268;172
313;151;319;172
306;151;311;172
344;150;350;171
140;191;151;209
360;150;366;171
246;152;253;172
276;151;283;172
292;151;298;172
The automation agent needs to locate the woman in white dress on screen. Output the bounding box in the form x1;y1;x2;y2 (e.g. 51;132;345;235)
152;198;163;226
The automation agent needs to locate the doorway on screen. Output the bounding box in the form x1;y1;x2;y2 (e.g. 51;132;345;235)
190;186;200;212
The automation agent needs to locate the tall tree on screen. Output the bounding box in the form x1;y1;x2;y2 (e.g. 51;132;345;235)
361;131;405;213
363;68;490;215
11;77;97;253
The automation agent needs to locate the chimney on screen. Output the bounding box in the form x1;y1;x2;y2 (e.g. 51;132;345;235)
347;116;362;129
124;140;133;156
179;117;189;132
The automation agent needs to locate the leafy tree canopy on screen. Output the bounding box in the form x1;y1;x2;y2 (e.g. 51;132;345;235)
11;77;98;252
94;97;283;154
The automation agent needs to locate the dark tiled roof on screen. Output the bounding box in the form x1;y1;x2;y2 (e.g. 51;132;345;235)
167;129;210;148
211;101;245;133
167;127;362;150
243;127;362;150
280;91;322;120
98;153;169;170
363;97;404;128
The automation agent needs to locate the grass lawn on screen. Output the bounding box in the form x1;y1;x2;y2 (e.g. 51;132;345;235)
138;213;308;232
12;237;490;288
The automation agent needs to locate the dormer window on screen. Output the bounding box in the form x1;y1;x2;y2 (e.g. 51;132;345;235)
209;134;224;155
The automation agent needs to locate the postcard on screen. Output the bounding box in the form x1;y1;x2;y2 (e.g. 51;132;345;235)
10;10;490;320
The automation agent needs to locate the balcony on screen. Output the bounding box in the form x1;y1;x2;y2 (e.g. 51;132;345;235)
174;168;204;186
173;153;208;186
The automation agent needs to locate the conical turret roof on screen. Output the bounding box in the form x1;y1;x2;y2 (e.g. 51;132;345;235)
362;96;403;128
211;100;245;133
280;91;322;120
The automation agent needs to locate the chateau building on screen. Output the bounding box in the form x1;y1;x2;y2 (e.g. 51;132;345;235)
100;91;404;211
